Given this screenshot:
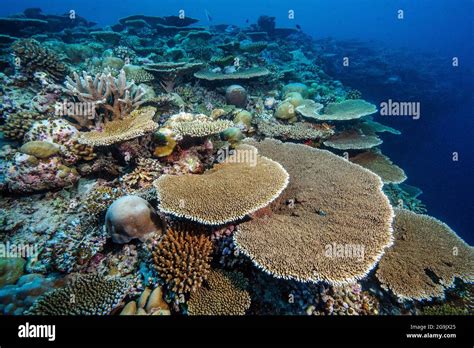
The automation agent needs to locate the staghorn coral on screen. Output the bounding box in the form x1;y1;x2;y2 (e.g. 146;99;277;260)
78;106;158;146
187;269;251;315
376;209;474;300
64;69;146;128
350;150;407;184
152;228;213;294
0;111;45;141
25;274;131;315
256;119;334;141
12;39;67;81
324;130;383;150
154;145;289;225
234;138;394;285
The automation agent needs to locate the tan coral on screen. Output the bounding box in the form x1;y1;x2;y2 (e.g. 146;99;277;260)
78;107;158;146
234;138;394;285
316;99;377;121
187;270;251;315
324;130;382;150
153;145;289;225
350;151;407;184
256;119;334;140
164;112;233;138
152;228;213;294
376;209;474;300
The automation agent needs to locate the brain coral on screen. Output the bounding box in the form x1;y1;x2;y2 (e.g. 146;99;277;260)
25;274;131;315
187;269;251;315
234;138;394;285
153;228;213;294
376;209;474;300
78;106;158;146
350;151;407;184
153;145;289;225
105;195;163;244
316;99;377;121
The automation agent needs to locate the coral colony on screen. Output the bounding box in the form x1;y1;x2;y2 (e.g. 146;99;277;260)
0;7;472;318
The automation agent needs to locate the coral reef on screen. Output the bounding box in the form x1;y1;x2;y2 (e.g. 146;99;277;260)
25;274;131;315
376;209;474;300
235;139;394;284
350;150;407;184
152;228;213;294
187;270;251;315
154;145;289;225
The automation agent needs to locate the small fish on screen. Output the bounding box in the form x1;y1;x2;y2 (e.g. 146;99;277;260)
296;24;302;30
204;9;212;22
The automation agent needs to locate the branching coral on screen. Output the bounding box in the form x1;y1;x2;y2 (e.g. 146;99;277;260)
12;39;68;81
64;69;146;128
154;145;289;225
187;270;251;315
78;106;158;146
152;228;213;294
25;274;131;315
376;209;474;300
234;139;394;285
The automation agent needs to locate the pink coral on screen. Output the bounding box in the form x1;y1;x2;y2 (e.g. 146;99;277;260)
5;153;79;193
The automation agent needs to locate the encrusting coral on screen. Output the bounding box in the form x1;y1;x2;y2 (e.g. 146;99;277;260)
78;106;158;146
152;228;213;294
25;274;131;315
154;145;289;225
376;209;474;300
187;269;251;315
234;138;394;285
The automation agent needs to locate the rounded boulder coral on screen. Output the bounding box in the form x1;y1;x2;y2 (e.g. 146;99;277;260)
105;195;163;244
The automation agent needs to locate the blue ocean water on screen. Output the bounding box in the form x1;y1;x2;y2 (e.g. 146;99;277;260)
1;0;473;244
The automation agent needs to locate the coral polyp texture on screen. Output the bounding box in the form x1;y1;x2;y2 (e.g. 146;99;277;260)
316;99;378;121
164;112;233;138
12;39;68;81
152;228;213;294
25;274;131;315
376;209;474;300
323;130;383;150
234;139;394;284
153;145;289;225
350;150;407;184
78;106;158;146
187;270;251;315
